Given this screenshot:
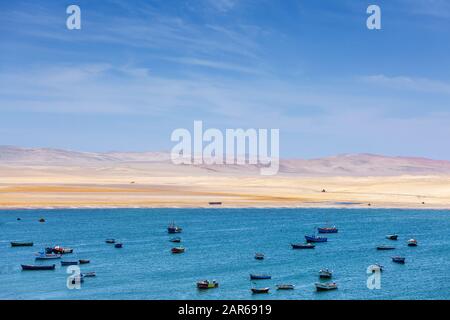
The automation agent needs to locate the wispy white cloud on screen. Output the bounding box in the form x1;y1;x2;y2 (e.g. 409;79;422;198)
361;75;450;95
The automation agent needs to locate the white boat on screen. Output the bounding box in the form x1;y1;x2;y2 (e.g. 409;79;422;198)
276;284;295;290
315;282;338;291
408;239;418;247
319;269;333;279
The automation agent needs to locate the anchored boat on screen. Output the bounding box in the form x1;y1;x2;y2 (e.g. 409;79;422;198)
168;223;182;234
197;280;219;289
250;274;271;280
376;245;395;250
171;247;185;254
251;288;270;294
315;282;338;291
276;284;295;290
35;253;62;260
291;243;315;249
319;269;333;279
21;264;55;271
61;261;79;266
318;226;338;234
386;234;398;240
392;256;406;264
254;253;265;260
170;237;181;243
105;239;116;244
305;235;327;243
408;239;418;247
11;242;33;247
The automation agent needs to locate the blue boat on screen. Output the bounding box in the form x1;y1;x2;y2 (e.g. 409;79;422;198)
305;235;327;243
250;274;271;280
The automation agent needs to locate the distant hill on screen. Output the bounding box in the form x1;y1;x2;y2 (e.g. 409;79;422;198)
1;146;450;176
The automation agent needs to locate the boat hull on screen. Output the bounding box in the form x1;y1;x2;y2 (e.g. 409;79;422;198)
305;235;327;243
21;264;55;271
250;274;271;280
11;242;34;247
251;288;270;294
291;243;315;249
317;228;338;234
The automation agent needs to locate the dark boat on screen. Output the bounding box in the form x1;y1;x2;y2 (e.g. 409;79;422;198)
17;218;21;221
197;280;219;289
38;218;45;223
11;242;33;247
276;284;295;290
168;223;182;234
319;269;333;279
254;253;265;260
208;202;222;206
170;237;181;243
315;282;338;291
81;272;96;278
61;261;79;266
115;243;123;248
105;239;116;244
305;235;327;243
392;256;406;264
250;274;271;280
317;227;338;234
21;264;55;271
386;234;398;240
251;288;270;294
79;259;90;264
171;247;185;254
291;243;315;249
376;245;395;250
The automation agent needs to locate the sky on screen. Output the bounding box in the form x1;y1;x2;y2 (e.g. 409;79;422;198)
0;0;449;159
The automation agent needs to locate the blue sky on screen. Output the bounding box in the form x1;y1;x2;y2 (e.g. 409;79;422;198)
1;0;450;158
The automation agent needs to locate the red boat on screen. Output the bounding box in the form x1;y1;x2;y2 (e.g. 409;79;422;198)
171;247;185;254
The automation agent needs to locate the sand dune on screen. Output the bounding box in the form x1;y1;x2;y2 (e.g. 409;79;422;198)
1;146;450;209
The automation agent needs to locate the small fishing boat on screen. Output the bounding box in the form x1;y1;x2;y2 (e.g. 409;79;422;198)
79;259;90;264
168;222;182;234
52;246;73;254
17;218;21;221
105;239;116;244
11;242;33;247
251;288;270;294
170;237;181;243
171;247;185;254
35;253;62;260
276;284;295;290
392;256;406;264
254;253;265;260
38;218;45;223
408;239;418;247
305;235;327;243
21;264;55;271
315;282;338;291
318;227;338;234
386;234;398;240
319;269;333;279
291;243;315;249
61;261;79;266
197;280;219;289
115;243;123;248
250;274;271;280
376;245;395;250
81;272;96;278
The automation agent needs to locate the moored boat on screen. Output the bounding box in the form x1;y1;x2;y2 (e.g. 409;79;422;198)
392;256;406;264
105;239;116;244
305;235;327;243
52;246;73;254
386;234;398;240
171;247;185;254
168;222;182;234
115;243;123;248
61;261;79;266
315;282;338;291
21;264;55;271
197;280;219;289
291;243;315;249
319;269;333;279
35;253;62;260
376;245;395;250
254;253;265;260
276;284;295;290
81;272;96;278
251;288;270;294
38;218;45;223
318;227;338;234
79;259;90;264
170;237;181;243
250;274;271;280
408;239;418;247
11;242;33;247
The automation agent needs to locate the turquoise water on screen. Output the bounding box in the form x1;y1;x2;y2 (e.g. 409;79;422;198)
0;208;449;300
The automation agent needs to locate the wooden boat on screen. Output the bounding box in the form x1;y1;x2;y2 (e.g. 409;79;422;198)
168;222;182;234
318;227;338;234
105;239;115;244
392;256;406;264
197;280;219;289
61;261;79;266
21;264;55;271
276;284;295;290
254;253;265;260
11;242;33;247
35;253;62;260
171;247;185;254
315;282;338;291
114;243;123;248
170;237;181;243
79;259;90;264
250;274;271;280
291;243;315;249
376;245;395;250
52;246;73;254
319;269;333;279
408;239;418;247
81;272;96;278
251;288;270;294
386;234;398;240
305;235;327;243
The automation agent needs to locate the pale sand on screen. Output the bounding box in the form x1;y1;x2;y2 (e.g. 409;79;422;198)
1;165;450;209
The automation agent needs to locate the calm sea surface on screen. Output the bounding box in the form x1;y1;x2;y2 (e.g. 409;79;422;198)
0;208;449;300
